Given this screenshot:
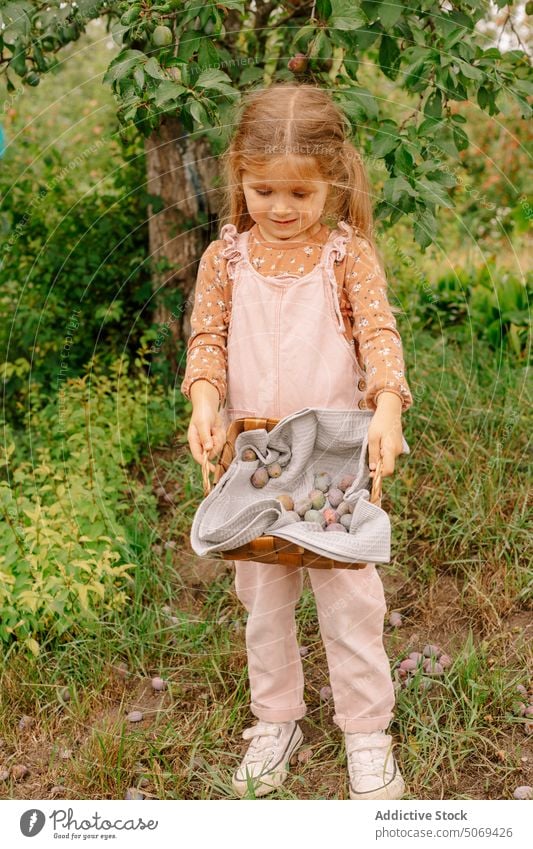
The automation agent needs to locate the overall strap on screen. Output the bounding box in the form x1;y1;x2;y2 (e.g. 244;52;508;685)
321;220;354;331
219;223;245;327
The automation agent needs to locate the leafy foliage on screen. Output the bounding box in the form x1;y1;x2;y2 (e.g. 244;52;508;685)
1;1;531;247
413;264;531;359
0;348;175;655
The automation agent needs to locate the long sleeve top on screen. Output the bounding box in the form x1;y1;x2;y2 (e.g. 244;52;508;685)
180;221;413;413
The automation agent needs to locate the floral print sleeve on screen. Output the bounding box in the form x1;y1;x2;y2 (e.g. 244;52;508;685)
180;239;230;405
344;234;413;412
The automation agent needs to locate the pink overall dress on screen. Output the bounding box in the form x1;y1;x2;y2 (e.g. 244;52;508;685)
218;221;396;733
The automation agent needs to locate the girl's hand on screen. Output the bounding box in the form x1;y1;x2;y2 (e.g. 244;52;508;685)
367;392;404;479
187;410;226;474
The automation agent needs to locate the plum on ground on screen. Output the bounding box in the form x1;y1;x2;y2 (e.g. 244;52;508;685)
399;658;418;672
308;488;326;509
326;487;344;508
423;643;441;658
388;611;403;627
251;467;269;488
277;493;294;511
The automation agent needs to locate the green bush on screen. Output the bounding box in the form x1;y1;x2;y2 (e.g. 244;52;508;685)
0;127;155;424
0;347;175;655
413;263;531;361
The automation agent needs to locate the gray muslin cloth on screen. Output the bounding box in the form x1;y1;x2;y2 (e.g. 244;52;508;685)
190;407;410;564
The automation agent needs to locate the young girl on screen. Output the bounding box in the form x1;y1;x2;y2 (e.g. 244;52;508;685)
181;83;413;800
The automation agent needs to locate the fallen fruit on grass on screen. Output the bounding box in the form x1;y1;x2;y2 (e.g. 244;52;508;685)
399;658;418;672
151;677;167;692
251;467;269;488
423;659;444;676
320;686;333;701
325;522;347;532
297;748;313;764
513;785;532;800
308;488;326;510
127;711;144;723
18;715;34;730
525;706;533;717
409;652;424;663
516;684;528;697
277;493;294;511
11;764;29;780
0;770;10;781
439;654;452;668
388;611;403;627
423;644;441;658
327;487;344;508
59;687;71;703
266;461;282;478
241;448;257;462
299;646;309;657
125;788;145;800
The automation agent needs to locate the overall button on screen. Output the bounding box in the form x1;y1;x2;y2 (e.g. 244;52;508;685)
358;398;367;410
358;378;367;391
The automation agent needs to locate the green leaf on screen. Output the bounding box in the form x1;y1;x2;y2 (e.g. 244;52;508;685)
413;209;437;249
103;50;146;85
189;100;210;128
456;59;484;81
371;121;399;157
339;86;379;122
379;34;400;80
417;178;455;209
384;176;416;204
154;81;186;106
424;170;457;188
329;0;367;30
144;58;167;80
424;89;442;120
378;1;403;31
195;68;233;90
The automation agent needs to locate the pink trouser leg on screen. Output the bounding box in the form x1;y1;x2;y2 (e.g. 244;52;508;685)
307;562;396;733
234;560;307;722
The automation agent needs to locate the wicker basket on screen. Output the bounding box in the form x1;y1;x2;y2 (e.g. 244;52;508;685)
200;416;384;570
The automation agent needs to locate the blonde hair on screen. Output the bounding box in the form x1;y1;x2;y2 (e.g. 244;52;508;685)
218;82;382;259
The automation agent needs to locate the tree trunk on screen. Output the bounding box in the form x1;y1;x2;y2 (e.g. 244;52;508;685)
144;115;221;370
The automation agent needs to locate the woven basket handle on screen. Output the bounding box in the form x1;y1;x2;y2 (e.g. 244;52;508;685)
201;446;384;506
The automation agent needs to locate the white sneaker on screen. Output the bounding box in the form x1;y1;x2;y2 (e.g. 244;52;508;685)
232;720;304;798
345;730;405;800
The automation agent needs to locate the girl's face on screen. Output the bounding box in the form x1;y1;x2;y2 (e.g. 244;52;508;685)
241;157;329;242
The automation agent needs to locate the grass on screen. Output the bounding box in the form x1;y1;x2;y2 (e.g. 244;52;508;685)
0;328;531;801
